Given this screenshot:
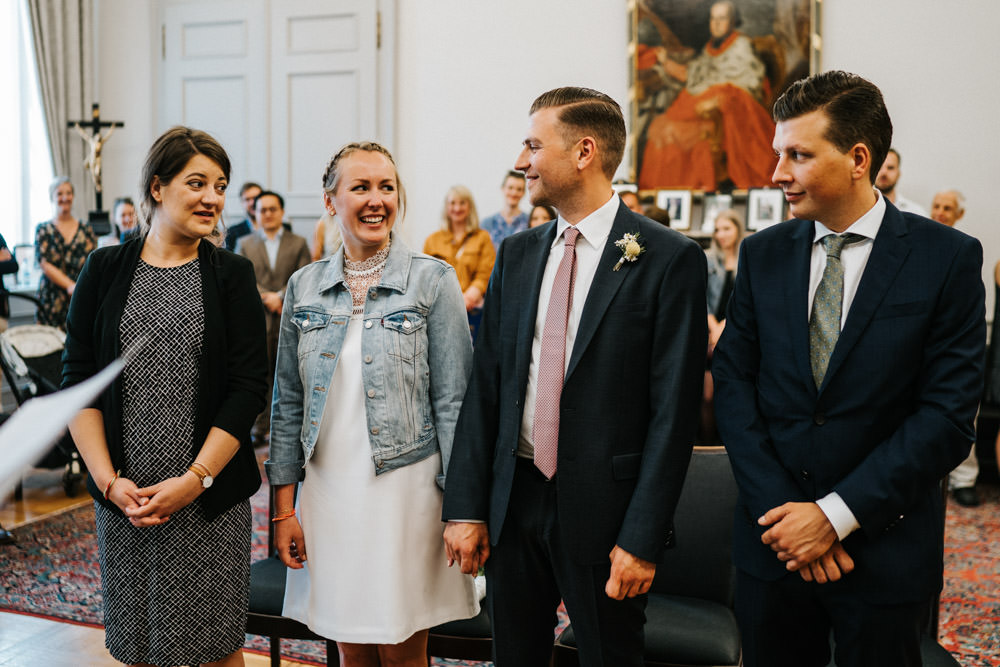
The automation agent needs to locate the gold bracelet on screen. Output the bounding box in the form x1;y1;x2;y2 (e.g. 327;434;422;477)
103;470;121;500
190;461;213;477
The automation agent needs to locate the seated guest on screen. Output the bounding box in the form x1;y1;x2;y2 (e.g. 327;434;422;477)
702;208;743;443
225;181;262;251
236;190;311;445
35;177;97;330
64;126;267;667
0;232;18;332
528;203;557;228
481;171;529;248
423;185;496;319
267;141;479;666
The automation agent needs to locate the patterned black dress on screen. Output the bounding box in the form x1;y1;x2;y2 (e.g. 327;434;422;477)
94;259;251;666
34;220;97;330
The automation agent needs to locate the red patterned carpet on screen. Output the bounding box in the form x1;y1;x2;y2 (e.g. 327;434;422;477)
2;483;998;665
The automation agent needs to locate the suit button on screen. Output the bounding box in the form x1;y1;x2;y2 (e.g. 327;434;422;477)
814;413;826;425
801;470;811;480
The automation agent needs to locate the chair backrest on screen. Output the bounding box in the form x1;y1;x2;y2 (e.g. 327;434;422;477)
650;446;738;606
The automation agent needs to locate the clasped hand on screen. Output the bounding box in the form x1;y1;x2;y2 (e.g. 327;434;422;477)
109;473;202;527
759;501;855;583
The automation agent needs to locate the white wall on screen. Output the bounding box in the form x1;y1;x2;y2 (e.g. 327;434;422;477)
94;0;1000;310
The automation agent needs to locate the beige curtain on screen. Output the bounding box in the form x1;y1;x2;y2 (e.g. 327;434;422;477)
26;0;94;212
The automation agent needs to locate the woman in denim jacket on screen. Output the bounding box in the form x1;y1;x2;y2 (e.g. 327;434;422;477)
266;142;479;666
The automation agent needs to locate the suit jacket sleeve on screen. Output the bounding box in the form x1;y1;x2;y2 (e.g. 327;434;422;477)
441;239;506;521
835;235;985;536
615;237;708;561
713;240;809;518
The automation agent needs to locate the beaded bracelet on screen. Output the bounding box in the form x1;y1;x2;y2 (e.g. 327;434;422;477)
104;470;122;500
271;508;296;523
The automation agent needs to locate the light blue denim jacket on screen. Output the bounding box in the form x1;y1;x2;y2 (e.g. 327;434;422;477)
265;234;473;488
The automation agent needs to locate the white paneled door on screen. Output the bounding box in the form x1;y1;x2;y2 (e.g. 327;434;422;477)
159;0;390;225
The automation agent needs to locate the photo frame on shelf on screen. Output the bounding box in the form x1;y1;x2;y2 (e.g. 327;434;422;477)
655;189;692;230
701;193;733;232
747;188;785;231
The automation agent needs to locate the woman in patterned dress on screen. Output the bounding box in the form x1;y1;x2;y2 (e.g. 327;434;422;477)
35;176;97;330
63;127;268;667
267;142;479;666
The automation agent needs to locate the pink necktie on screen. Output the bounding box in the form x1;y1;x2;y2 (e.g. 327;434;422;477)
533;226;580;479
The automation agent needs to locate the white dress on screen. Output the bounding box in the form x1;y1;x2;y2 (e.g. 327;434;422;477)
282;314;479;643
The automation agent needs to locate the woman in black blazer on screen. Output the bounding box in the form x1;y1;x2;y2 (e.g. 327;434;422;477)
62;127;267;667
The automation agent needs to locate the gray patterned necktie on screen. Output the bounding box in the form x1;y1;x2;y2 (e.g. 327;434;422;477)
809;233;864;388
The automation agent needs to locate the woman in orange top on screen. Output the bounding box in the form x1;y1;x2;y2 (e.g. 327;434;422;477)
422;185;495;314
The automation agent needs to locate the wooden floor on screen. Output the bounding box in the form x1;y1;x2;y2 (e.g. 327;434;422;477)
0;468;314;667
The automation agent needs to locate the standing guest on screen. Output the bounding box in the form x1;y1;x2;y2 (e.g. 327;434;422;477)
236;190;311;445
63;126;268;667
701;208;743;443
528;203;558;228
267;141;479;666
713;71;985;667
481;171;529;248
874;148;928;217
443;87;707;666
423;185;496;315
620;190;643;215
35;177;97;330
225;181;262;251
928;188;979;506
310;211;342;262
99;197;139;248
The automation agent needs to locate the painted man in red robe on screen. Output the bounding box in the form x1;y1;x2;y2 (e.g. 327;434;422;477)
639;1;778;191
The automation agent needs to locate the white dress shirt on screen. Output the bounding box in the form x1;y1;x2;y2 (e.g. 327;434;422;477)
517;193;619;457
810;190;885;540
263;227;284;270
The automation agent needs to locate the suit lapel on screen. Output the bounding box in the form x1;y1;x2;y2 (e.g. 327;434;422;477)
565;205;632;381
821;207;909;391
785;220;816;393
515;225;555;391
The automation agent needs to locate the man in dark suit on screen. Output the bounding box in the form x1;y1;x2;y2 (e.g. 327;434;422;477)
713;71;986;667
225;181;261;251
442;87;707;666
236;190;311;442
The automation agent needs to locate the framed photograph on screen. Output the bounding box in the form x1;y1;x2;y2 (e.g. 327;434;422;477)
701;193;733;232
630;0;820;191
656;189;692;230
747;188;785;231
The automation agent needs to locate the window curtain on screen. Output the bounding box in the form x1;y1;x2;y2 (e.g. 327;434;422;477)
26;0;94;212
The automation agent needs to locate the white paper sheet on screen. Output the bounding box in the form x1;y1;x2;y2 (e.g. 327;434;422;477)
0;359;123;500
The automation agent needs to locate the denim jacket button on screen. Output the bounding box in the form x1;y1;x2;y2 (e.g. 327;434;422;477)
369;290;377;299
403;320;412;330
371;427;379;435
376;459;384;468
365;320;373;329
367;389;376;398
364;355;373;363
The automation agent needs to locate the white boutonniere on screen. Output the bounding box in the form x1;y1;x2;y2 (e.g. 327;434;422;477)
613;232;645;271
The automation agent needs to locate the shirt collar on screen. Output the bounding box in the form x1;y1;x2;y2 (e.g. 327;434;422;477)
813;189;885;243
261;227;284;243
552;193;619;251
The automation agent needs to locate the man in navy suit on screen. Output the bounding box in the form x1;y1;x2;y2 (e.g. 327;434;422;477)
442;87;707;666
714;71;986;666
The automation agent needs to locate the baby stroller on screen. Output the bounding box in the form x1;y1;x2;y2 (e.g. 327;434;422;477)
0;300;85;497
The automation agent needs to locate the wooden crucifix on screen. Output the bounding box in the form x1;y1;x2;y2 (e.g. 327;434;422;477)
67;103;124;214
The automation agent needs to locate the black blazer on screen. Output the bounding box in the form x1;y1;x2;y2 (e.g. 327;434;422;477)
713;202;986;604
62;238;268;519
442;201;708;564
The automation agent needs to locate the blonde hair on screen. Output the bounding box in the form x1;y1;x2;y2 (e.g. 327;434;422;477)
440;185;480;232
709;209;745;255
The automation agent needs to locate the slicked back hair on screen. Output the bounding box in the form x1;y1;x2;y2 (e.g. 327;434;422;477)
530;87;626;180
772;71;892;185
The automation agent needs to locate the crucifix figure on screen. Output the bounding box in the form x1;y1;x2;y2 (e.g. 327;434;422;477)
67;103;124;212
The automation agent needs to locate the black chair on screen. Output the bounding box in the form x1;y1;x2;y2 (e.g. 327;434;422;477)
426;605;494;661
554;445;741;667
246;486;340;666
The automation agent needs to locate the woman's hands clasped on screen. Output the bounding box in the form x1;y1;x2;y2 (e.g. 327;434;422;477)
111;472;204;527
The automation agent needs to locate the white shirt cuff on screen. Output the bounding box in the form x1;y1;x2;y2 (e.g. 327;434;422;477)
815;492;860;541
